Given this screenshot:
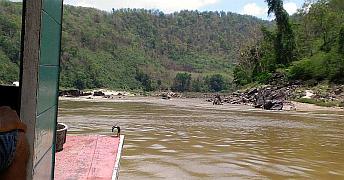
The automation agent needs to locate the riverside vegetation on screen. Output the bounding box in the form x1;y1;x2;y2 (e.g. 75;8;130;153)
233;0;344;107
0;0;268;91
0;0;343;107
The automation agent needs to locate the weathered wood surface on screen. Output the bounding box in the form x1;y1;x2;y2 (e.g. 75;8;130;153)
20;1;42;179
55;135;124;180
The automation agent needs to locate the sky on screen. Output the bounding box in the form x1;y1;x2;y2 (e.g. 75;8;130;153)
63;0;305;20
10;0;305;20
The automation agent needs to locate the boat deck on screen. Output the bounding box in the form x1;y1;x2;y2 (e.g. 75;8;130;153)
55;135;124;180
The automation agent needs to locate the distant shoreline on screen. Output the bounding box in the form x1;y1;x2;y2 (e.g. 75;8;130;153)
59;96;343;112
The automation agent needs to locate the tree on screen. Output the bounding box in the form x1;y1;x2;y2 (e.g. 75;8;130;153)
265;0;296;65
339;26;344;54
233;26;275;86
172;73;191;92
191;77;208;92
135;70;153;91
0;2;270;89
157;79;162;90
208;74;225;92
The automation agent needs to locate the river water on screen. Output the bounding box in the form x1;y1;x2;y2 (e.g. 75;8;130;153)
58;98;344;180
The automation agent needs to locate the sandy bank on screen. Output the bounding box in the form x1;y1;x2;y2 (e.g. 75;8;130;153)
59;96;343;112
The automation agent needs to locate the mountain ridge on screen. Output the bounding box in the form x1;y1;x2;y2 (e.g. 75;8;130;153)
0;1;270;91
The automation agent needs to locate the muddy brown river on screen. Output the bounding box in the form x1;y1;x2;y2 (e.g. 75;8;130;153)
58;98;344;179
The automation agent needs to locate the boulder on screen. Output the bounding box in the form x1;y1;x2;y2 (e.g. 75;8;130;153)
247;88;258;96
334;88;343;95
81;92;92;96
93;91;105;96
161;93;171;100
270;101;283;110
213;95;223;105
213;98;223;105
263;100;283;110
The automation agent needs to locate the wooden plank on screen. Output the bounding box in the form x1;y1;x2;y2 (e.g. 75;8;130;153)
19;0;42;179
32;147;53;180
112;135;125;180
55;135;123;180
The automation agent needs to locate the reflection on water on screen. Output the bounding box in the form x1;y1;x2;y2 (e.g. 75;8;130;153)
58;99;344;179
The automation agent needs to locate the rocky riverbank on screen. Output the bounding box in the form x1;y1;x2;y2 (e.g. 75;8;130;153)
59;83;344;111
59;89;137;99
207;83;344;111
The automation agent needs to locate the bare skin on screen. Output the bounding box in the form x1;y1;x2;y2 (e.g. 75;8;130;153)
0;106;29;180
0;106;27;132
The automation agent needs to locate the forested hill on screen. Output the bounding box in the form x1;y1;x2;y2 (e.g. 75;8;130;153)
61;6;270;90
0;1;270;90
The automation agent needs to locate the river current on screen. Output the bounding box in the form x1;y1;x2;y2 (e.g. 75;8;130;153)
58;98;344;179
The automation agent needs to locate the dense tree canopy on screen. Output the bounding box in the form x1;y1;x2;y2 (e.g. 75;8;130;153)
0;1;269;91
234;0;344;86
0;1;21;85
266;0;296;65
172;73;192;92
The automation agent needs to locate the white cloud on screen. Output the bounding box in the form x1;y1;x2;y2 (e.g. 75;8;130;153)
284;2;298;15
242;1;298;19
64;0;219;13
242;3;266;17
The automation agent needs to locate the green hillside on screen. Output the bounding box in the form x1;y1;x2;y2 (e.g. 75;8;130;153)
234;0;344;86
0;1;269;91
0;1;21;85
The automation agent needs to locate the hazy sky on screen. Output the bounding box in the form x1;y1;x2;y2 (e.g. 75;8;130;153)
63;0;305;19
10;0;305;19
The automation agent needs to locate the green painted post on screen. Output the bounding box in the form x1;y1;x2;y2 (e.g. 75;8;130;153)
20;0;63;179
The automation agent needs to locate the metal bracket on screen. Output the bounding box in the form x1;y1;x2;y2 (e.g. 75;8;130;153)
112;126;120;137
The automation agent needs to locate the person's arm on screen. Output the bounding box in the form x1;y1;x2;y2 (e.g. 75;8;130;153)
0;106;26;132
0;106;29;180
